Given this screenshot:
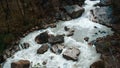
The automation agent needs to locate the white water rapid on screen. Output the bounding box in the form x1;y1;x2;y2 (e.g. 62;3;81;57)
3;0;113;68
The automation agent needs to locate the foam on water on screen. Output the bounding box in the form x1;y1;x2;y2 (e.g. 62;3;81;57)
3;0;113;68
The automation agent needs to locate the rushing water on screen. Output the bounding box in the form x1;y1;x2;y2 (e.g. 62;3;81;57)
3;0;113;68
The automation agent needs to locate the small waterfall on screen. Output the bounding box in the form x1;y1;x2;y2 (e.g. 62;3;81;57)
3;0;113;68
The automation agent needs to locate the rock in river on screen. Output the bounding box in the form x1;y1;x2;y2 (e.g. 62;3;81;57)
48;35;64;44
64;5;85;18
51;44;65;54
11;60;30;68
37;44;49;54
35;31;49;44
63;47;80;61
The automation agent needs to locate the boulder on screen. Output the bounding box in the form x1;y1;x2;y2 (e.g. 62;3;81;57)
11;60;30;68
90;60;105;68
64;5;84;18
51;44;65;54
35;31;49;44
63;47;80;61
90;7;114;25
37;44;49;54
48;35;64;44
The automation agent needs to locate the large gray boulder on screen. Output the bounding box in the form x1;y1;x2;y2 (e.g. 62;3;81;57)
64;5;84;18
48;35;64;44
63;47;80;61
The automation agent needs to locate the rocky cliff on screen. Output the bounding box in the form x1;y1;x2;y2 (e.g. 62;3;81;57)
90;0;120;68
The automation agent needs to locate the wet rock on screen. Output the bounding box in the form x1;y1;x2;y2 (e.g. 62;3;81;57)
63;47;80;61
35;31;49;44
21;43;30;49
51;44;65;54
64;5;85;18
64;26;70;31
67;32;74;37
50;56;54;60
42;60;47;65
48;35;64;44
84;37;89;42
66;29;75;36
90;60;105;68
0;55;5;63
94;26;97;28
11;60;30;68
37;44;49;54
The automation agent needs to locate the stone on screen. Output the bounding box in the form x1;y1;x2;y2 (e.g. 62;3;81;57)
42;60;47;65
91;6;114;24
35;31;49;44
51;44;65;54
21;43;30;49
48;35;64;44
11;60;30;68
64;26;70;31
63;47;80;61
37;44;49;54
90;60;105;68
64;5;85;18
67;32;74;37
94;26;97;28
84;37;89;42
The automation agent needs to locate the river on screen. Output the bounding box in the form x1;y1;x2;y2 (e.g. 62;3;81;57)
3;0;113;68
